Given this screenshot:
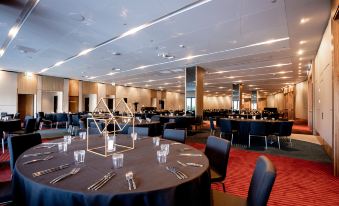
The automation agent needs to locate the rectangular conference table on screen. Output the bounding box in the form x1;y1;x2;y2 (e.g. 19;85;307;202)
13;135;211;206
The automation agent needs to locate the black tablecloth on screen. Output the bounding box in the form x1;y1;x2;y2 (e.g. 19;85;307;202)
13;136;211;206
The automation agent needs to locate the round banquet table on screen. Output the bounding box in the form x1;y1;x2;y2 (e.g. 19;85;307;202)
13;135;211;206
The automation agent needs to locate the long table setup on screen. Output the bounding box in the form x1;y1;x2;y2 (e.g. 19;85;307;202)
12;135;211;206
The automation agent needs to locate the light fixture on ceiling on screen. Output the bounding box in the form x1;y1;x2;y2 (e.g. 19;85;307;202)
299;40;307;45
179;45;185;48
298;63;302;66
87;76;97;79
106;72;115;76
127;82;132;85
78;48;94;56
158;53;175;59
218;87;224;89
147;80;155;82
297;49;304;55
112;52;121;56
300;18;310;24
0;49;5;57
164;83;169;85
8;26;19;38
299;57;303;61
38;68;49;73
54;61;64;67
145;84;150;87
111;82;116;86
24;72;33;77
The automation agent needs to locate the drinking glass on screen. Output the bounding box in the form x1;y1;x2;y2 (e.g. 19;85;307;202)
79;132;87;140
64;136;72;145
74;150;85;165
152;137;160;146
131;132;138;141
157;150;167;164
58;142;67;153
160;144;170;155
112;153;124;169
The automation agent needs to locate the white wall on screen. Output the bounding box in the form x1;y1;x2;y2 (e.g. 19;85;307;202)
203;96;231;109
0;71;17;114
41;91;63;113
295;81;308;120
314;20;333;146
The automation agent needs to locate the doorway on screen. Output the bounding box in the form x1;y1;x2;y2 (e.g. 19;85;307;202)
84;97;89;112
18;94;34;121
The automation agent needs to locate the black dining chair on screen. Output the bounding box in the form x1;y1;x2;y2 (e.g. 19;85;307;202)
273;121;294;149
209;117;216;135
8;133;42;171
249;122;270;149
205;136;231;192
212;155;277;206
163;129;186;144
151;115;160;122
193;115;203;130
128;127;149;136
12;118;36;135
0;181;12;205
219;119;236;145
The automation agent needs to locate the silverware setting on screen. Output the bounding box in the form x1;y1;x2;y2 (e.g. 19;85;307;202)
88;171;116;191
32;163;70;177
50;168;81;184
178;153;203;157
23;151;53;158
179;148;192;152
170;142;181;145
177;161;203;167
23;155;54;165
125;171;137;190
166;166;188;180
34;145;56;149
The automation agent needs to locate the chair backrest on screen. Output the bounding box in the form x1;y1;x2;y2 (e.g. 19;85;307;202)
1;112;7;117
205;136;231;179
151;115;160;122
175;117;189;129
247;156;277;206
14;112;20;119
219;119;232;133
23;115;33;127
163;129;186;143
276;121;293;136
249;122;269;136
24;118;36;133
128;127;149;136
209;117;215;130
8;133;42;171
163;122;176;130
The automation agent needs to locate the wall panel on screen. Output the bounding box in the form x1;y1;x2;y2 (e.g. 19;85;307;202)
82;81;98;95
17;73;37;94
69;79;79;96
41;76;64;91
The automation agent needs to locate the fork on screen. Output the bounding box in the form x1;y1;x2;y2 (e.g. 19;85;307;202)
50;168;81;184
125;171;137;190
23;155;54;165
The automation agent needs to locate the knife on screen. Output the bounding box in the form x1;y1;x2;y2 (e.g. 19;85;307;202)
23;151;53;158
32;164;70;177
186;163;203;167
178;153;203;157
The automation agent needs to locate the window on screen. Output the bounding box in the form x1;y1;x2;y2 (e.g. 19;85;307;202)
186;97;195;111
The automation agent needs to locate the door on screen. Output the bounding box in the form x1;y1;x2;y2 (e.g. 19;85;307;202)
18;94;34;121
85;97;89;112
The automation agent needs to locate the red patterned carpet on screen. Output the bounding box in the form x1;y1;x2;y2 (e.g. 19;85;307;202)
189;143;339;206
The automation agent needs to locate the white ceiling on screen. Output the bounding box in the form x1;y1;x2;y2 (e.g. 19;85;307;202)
0;0;331;96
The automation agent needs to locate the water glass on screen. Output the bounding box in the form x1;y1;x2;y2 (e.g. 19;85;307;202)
64;135;72;145
112;153;124;169
157;150;167;164
131;132;138;141
79;132;87;140
152;137;160;146
272;118;275;121
160;144;170;155
74;150;85;165
58;142;67;153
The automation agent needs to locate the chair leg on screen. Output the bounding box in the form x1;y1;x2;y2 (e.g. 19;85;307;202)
248;135;251;148
1;138;4;154
231;133;233;145
277;136;280;150
264;136;267;150
220;132;223;138
222;182;226;192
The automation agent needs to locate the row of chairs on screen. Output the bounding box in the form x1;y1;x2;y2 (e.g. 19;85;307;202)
210;118;293;149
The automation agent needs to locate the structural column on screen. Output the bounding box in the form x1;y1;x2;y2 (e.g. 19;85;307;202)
232;84;243;111
185;66;205;117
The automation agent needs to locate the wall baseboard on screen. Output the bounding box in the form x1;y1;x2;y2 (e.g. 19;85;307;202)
316;135;333;160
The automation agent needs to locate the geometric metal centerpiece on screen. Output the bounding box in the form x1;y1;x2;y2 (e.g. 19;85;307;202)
86;98;135;157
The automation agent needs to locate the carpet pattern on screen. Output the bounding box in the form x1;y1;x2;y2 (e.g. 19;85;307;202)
189;143;339;206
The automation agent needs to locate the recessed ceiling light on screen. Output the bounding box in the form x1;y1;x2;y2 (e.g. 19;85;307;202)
297;49;304;55
107;72;115;76
176;76;184;79
299;63;302;66
179;45;185;48
300;18;310;24
127;82;132;85
24;72;33;77
54;61;64;67
112;52;121;56
148;80;155;82
218;87;224;89
164;83;169;85
299;57;303;61
111;82;116;86
39;68;49;73
88;76;97;79
299;40;307;45
145;84;150;87
278;71;286;74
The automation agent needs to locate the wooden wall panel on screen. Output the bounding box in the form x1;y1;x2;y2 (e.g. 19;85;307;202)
106;84;116;96
17;73;37;94
82;81;98;95
41;76;64;91
69;79;79;96
331;0;339;176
